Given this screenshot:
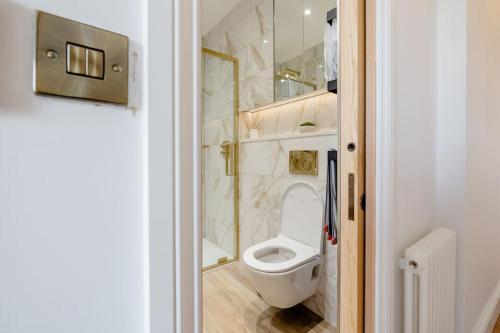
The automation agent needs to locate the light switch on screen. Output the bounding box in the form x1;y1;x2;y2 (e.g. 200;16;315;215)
86;48;104;79
35;11;129;104
66;43;86;75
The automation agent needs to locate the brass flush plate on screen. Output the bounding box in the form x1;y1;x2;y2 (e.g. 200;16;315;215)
289;150;318;176
34;11;129;105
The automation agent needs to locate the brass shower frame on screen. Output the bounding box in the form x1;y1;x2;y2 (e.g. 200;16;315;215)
201;47;240;272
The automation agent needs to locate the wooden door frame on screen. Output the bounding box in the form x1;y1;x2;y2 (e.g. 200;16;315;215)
338;0;365;329
144;0;384;332
365;0;377;331
338;0;379;331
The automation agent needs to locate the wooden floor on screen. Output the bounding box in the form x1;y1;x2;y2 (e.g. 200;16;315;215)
203;262;337;333
493;315;500;333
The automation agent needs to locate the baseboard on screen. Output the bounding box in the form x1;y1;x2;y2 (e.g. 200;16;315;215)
473;279;500;333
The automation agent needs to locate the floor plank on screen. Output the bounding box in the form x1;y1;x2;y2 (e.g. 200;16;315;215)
493;315;500;333
203;262;337;333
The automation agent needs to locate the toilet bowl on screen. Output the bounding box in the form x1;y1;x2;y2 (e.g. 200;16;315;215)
243;183;324;309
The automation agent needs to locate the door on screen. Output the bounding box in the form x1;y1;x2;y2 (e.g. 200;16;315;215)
338;0;366;331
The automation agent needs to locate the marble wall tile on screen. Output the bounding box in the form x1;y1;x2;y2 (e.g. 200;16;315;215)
240;138;301;177
239;92;336;140
205;145;224;172
202;59;232;98
302;135;338;181
204;88;234;122
239;111;252;139
223;15;252;55
235;48;254;82
204;22;222;51
260;105;280;136
252;67;274;108
251;33;274;71
204;168;236;257
204;0;274;113
252;110;264;131
292;179;337;326
250;0;273;41
239;77;254;111
239;233;253;255
220;0;252;33
316;92;338;131
275;97;317;134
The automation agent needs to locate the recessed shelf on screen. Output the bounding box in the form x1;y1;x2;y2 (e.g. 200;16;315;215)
240;129;337;144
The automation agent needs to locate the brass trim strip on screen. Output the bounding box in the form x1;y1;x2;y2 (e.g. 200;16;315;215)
201;47;238;62
276;72;318;89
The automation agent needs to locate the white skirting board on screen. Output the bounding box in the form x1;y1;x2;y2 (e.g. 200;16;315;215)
473;279;500;333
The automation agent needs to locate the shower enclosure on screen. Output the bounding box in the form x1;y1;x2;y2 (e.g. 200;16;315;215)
201;48;239;270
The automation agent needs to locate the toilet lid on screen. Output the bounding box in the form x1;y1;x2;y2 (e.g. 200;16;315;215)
280;183;324;255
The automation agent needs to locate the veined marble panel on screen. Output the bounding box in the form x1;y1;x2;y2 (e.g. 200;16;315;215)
300;179;337;326
204;87;234;122
203;169;236;257
240;138;302;177
203;0;274;113
250;0;273;41
203;117;233;146
222;15;252;55
251;33;274;71
239;92;336;140
235;48;254;82
239;77;254;111
220;0;253;33
204;21;222;51
302;135;338;181
316;92;338;131
239;111;253;139
252;66;274;108
275;97;316;135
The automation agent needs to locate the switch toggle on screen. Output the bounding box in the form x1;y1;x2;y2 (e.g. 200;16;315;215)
67;43;86;75
66;42;104;79
86;48;104;79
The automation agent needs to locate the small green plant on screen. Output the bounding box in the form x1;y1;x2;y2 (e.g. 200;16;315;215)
300;121;316;127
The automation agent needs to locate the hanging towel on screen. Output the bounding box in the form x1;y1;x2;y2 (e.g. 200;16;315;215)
324;16;338;82
324;149;338;245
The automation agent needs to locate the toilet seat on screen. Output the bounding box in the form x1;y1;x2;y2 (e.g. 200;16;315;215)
243;234;319;273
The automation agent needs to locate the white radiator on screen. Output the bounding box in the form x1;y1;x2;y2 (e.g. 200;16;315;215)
400;228;456;333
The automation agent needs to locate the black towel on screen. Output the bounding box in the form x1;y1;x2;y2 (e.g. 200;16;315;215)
324;150;338;245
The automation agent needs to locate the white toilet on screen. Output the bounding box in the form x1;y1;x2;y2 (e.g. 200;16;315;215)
243;183;324;309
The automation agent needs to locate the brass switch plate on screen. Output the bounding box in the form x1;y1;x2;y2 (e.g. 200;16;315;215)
289;150;318;176
34;11;128;105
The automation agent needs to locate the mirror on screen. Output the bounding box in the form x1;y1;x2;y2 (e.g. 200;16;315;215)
275;0;336;102
202;0;336;112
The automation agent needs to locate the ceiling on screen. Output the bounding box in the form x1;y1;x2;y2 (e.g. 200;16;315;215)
202;0;240;36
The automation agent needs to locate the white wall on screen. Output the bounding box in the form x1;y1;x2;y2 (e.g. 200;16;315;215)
436;0;466;331
465;0;500;330
391;0;438;331
390;0;500;331
0;1;146;333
